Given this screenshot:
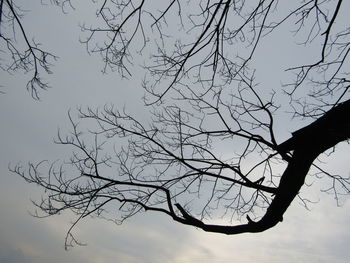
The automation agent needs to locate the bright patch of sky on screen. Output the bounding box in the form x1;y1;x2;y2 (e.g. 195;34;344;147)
0;1;349;262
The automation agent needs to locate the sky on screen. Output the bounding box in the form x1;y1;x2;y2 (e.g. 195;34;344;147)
0;1;350;263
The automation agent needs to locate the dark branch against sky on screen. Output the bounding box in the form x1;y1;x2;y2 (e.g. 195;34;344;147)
0;0;350;262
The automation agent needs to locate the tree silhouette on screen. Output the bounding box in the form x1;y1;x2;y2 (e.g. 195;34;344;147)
6;0;350;248
0;0;58;98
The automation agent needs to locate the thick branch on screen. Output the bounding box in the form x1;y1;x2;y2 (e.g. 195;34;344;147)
173;99;350;234
278;99;350;153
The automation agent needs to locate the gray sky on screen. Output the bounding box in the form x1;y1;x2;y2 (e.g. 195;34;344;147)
1;1;350;262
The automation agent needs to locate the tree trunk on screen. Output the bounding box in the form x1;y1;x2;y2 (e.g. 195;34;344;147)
246;99;350;232
182;99;350;234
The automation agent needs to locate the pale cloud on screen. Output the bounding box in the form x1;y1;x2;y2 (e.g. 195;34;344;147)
1;1;350;263
167;195;350;263
0;239;35;263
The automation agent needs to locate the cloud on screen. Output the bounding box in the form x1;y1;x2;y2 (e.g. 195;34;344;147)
1;1;350;263
0;242;34;263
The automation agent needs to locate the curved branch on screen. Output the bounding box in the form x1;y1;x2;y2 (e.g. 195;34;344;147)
170;99;350;234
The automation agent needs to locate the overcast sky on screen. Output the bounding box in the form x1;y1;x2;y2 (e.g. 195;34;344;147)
1;1;350;263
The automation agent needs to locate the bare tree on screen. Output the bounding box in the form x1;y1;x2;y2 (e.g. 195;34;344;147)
0;0;60;98
9;0;350;248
